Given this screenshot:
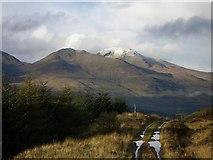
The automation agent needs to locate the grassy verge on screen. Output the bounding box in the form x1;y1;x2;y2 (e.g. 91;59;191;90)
14;112;161;158
160;108;213;159
16;133;131;158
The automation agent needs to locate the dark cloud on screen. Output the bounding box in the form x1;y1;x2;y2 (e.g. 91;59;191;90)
2;11;69;33
2;34;64;62
144;16;211;37
2;12;68;62
3;16;38;33
2;11;71;62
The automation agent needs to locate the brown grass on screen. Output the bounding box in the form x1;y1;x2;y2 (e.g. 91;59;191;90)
15;112;161;158
160;108;213;159
16;132;132;158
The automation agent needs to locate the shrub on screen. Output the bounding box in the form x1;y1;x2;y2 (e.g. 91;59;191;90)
113;97;128;114
96;112;119;133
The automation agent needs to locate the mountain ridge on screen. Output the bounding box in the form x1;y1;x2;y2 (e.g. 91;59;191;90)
1;48;212;116
2;47;211;74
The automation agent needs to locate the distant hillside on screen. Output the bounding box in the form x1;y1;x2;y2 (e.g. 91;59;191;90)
1;51;27;79
1;48;212;116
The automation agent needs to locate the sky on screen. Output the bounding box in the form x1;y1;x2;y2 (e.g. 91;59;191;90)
1;2;212;72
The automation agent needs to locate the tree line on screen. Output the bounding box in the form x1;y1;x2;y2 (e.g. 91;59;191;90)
2;76;128;158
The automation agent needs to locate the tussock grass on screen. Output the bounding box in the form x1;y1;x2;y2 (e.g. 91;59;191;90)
160;108;213;159
140;143;157;159
16;132;132;158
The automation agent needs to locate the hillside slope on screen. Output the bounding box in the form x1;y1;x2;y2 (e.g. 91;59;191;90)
160;108;213;158
1;48;212;116
2;48;211;96
1;51;27;79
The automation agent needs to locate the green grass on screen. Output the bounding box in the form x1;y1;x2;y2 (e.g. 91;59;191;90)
14;112;161;158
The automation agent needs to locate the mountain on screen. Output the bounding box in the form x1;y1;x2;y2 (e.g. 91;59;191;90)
99;47;167;68
99;48;141;58
99;47;211;94
1;51;28;79
1;48;212;116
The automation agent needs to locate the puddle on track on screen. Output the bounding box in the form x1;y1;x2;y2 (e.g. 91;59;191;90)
148;141;161;159
134;123;153;158
134;122;166;159
134;140;145;159
148;122;166;160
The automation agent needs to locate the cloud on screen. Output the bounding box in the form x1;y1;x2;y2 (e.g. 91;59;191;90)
104;2;132;9
3;16;39;33
2;10;71;62
63;30;137;53
104;2;211;32
144;16;211;38
139;42;155;54
136;42;181;60
31;25;53;41
1;2;211;72
161;43;181;53
2;11;70;34
64;33;85;49
2;34;65;63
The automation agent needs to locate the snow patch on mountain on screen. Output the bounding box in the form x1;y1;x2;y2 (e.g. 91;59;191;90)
99;47;168;68
99;47;142;58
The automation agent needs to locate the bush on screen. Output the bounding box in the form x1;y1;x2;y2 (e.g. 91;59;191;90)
113;97;128;114
93;93;113;115
96;112;119;133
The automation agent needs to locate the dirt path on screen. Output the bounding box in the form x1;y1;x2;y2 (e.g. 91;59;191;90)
134;121;165;159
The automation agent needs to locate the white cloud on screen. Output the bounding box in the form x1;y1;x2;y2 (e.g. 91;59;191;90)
139;42;156;54
136;42;181;61
105;2;211;32
64;33;85;49
31;25;53;41
2;2;211;71
63;30;136;52
162;43;181;54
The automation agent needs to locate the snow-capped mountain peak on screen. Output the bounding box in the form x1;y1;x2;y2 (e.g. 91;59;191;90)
99;47;141;58
98;47;167;68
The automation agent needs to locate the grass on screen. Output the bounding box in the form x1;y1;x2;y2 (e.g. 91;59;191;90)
13;108;213;159
16;133;131;158
14;112;161;158
160;108;213;159
14;108;212;159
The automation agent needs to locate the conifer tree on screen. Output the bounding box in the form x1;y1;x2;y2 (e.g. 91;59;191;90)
37;81;52;107
19;76;38;107
58;86;73;106
2;75;18;110
94;92;112;115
